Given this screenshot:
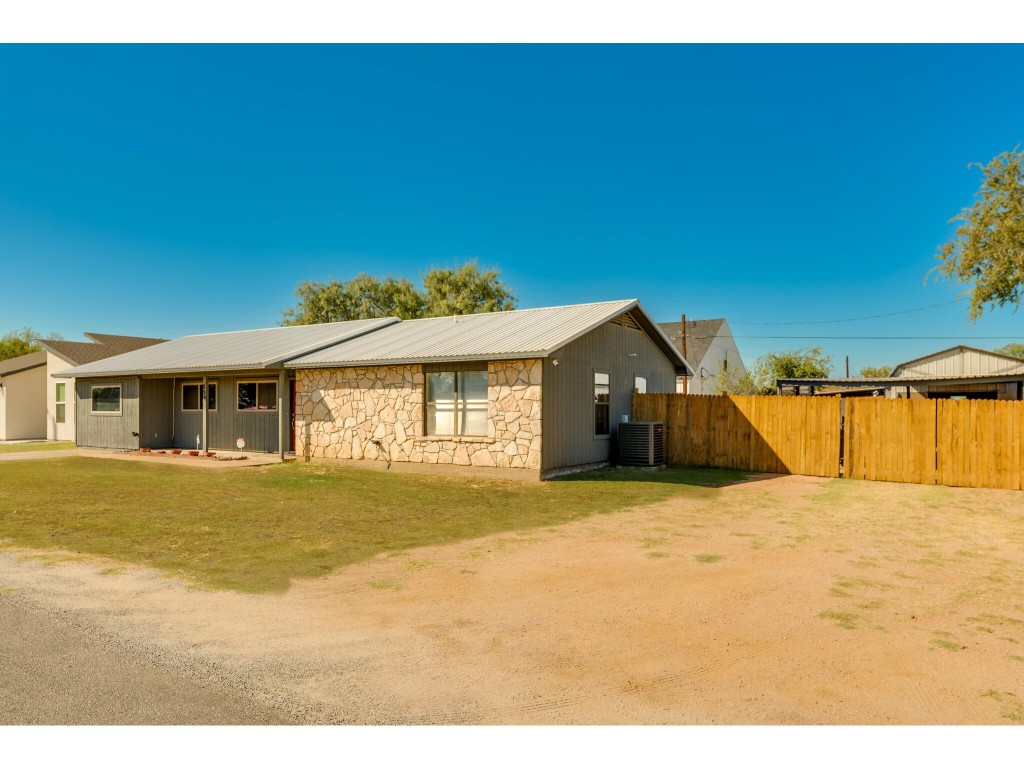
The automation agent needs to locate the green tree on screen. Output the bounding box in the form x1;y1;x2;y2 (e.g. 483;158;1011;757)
709;366;759;395
934;147;1024;320
0;327;62;362
282;261;515;325
858;365;892;378
421;262;516;317
750;346;833;394
281;274;424;325
996;342;1024;360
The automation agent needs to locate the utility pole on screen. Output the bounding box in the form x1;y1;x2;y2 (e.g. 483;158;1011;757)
845;355;849;378
680;314;688;394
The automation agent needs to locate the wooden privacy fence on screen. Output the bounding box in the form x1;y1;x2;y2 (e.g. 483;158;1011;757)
632;394;841;478
633;394;1024;490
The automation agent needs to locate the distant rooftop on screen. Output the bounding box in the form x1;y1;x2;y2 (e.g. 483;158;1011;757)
656;318;725;368
40;332;166;366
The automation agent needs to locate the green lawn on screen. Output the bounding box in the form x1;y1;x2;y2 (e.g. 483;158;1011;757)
0;458;746;593
0;441;75;454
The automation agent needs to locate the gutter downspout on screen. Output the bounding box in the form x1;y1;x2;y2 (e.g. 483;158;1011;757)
278;369;286;460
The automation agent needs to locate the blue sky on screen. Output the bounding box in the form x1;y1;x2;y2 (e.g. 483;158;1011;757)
1;44;1022;374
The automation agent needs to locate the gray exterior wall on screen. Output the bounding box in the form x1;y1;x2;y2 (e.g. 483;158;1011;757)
172;374;290;453
541;321;677;471
75;377;141;449
74;373;291;452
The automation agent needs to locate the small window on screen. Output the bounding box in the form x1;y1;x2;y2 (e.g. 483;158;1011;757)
595;371;610;436
182;383;217;412
55;382;66;424
238;381;277;411
91;385;121;414
426;370;488;436
634;376;647;394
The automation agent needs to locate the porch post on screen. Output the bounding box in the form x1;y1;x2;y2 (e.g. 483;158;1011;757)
278;369;286;460
202;374;208;452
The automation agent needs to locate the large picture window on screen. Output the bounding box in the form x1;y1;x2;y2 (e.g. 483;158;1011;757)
237;381;277;411
426;370;487;436
182;382;217;412
91;385;121;414
594;371;610;436
55;382;66;424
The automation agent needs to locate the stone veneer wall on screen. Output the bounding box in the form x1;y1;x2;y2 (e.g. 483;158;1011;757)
295;359;542;470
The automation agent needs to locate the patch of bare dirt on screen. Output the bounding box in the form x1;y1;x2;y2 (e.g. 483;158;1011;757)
2;473;1024;724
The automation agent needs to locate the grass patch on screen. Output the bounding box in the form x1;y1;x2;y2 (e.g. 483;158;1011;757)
0;457;738;594
982;690;1024;722
968;613;1023;627
369;579;403;591
693;553;724;564
0;441;75;455
646;551;670;559
820;610;858;630
930;638;967;651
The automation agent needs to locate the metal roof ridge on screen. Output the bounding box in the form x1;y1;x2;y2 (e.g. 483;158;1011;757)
175;316;399;340
261;316;402;366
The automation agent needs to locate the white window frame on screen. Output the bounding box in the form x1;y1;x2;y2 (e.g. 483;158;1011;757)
425;369;488;437
55;382;67;424
90;384;122;415
181;382;218;412
594;369;610;438
237;380;278;412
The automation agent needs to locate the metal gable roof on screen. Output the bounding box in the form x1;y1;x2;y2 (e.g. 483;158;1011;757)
54;318;400;378
286;300;691;372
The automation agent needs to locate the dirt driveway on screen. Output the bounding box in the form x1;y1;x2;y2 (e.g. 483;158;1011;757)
2;473;1023;724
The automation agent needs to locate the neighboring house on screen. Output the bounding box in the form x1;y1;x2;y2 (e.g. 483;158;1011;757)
56;300;692;478
0;333;165;442
656;318;745;394
777;345;1024;400
0;351;48;440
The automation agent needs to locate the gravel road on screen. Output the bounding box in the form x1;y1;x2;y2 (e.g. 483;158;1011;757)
0;591;294;725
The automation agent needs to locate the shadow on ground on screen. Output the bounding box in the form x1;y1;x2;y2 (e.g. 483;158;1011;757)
558;465;776;488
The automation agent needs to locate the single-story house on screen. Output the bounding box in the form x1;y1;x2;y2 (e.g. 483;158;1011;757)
777;345;1024;400
0;333;164;441
0;351;48;441
657;317;745;394
55;300;692;478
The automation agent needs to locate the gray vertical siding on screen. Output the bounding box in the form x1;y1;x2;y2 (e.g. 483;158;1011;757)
541;321;677;471
75;377;141;449
173;374;291;453
139;379;174;449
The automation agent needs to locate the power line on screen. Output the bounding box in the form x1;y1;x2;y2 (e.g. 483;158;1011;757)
732;300;961;326
728;335;1021;340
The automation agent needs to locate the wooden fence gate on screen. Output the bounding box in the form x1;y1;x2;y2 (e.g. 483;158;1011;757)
633;394;1024;490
